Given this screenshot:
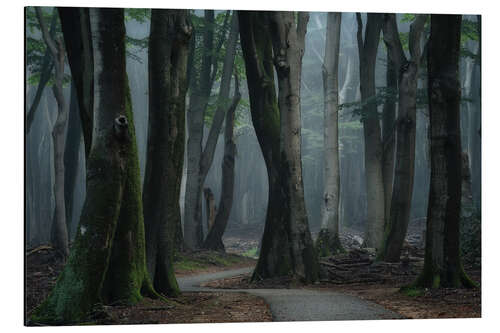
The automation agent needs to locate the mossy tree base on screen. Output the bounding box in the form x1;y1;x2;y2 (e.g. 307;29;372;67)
316;229;344;258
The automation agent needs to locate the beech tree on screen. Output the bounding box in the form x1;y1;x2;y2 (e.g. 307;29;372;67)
143;9;192;297
355;13;385;249
30;8;158;324
239;11;318;283
316;12;343;256
378;14;427;262
414;14;475;289
35;7;69;259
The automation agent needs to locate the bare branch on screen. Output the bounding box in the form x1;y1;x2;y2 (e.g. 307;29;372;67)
409;14;428;64
382;14;406;68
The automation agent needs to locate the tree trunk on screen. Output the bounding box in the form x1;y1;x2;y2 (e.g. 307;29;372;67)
203;75;241;251
252;11;318;283
184;10;216;250
356;13;385;249
382;53;396;227
316;12;343;257
239;11;291;280
142;9;191;298
58;7;94;157
414;14;475;289
378;14;426;262
30;9;157;324
64;83;82;236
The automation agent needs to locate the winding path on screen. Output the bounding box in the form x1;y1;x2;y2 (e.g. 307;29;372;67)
178;267;402;321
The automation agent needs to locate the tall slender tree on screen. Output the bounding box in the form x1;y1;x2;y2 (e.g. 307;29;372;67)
414;14;475;289
203;72;241;251
184;10;234;249
356;13;385;249
316;12;343;256
143;9;192;297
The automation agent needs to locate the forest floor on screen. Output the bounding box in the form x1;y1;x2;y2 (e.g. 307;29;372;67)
206;223;482;320
25;245;271;325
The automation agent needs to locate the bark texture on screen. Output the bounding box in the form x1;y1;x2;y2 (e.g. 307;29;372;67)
378;14;426;262
316;12;343;257
414;14;475;289
356;13;385;249
142;9;191;297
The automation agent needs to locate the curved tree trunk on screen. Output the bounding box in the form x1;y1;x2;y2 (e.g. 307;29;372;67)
143;9;192;297
316;12;343;257
414;14;475;289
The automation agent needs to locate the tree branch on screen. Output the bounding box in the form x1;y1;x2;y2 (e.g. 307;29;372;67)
382;14;406;69
409;14;428;64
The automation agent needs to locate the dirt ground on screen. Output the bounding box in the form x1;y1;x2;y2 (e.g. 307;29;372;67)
25;245;271;325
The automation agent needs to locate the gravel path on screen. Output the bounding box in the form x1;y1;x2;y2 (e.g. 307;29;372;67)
178;267;402;321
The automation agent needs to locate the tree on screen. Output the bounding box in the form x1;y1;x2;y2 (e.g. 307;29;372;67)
413;14;475;289
142;9;192;297
378;14;427;262
355;13;385;249
57;7;94;157
239;11;318;283
35;7;69;259
316;12;343;256
184;11;238;250
203;72;241;250
30;8;158;324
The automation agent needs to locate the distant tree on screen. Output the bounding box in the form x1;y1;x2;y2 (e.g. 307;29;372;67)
30;8;159;324
203;72;241;251
35;7;69;259
142;9;192;297
184;10;238;250
316;12;344;256
355;13;385;249
378;14;427;262
414;14;475;289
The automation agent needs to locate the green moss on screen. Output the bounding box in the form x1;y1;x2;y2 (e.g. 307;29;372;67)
400;286;424;297
316;229;344;258
242;247;259;258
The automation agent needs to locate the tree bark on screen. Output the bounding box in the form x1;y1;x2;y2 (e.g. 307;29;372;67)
203;75;241;251
414;14;475;289
58;7;94;157
30;9;157;324
142;9;191;298
241;11;318;283
64;83;83;235
378;14;426;262
316;12;343;257
356;13;385;249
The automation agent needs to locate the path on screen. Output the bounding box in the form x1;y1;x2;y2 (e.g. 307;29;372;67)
178;267;402;321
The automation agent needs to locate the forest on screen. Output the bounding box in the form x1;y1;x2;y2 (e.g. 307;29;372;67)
24;7;481;325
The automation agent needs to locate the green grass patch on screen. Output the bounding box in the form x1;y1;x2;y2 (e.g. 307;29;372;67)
173;251;250;272
241;247;259;259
